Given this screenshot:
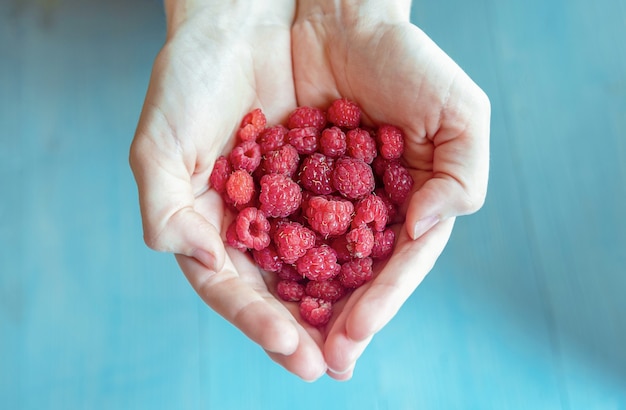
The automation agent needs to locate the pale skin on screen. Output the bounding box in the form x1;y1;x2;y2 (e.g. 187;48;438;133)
129;0;490;381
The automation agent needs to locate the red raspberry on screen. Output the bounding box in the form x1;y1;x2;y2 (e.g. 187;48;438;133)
273;221;316;263
327;98;360;129
287;106;326;130
298;153;335;195
259;174;302;218
339;257;373;288
277;280;305;302
209;155;232;194
299;296;333;327
319;126;347;158
252;244;283;272
346;128;377;164
376;124;405;160
305;280;346;302
371;228;395;260
287;127;319;155
277;264;305;282
225;169;255;207
225;221;247;251
261;144;300;178
375;188;399;223
238;108;266;141
371;156;398;180
383;162;414;205
304;195;353;237
332;157;375;200
258;125;288;154
352;194;388;232
329;235;351;263
234;207;271;251
346;226;374;258
295;245;340;281
229;140;261;173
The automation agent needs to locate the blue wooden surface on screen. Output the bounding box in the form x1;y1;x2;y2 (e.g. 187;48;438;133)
1;0;625;409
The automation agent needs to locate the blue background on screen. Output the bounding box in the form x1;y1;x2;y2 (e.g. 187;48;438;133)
1;0;625;408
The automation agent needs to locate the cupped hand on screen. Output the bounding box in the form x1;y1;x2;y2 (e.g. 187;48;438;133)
290;1;490;379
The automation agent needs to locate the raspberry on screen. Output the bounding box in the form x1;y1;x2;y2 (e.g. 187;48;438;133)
329;235;352;263
234;207;271;251
346;128;377;164
252;244;283;272
259;174;302;218
346;226;374;258
304;195;353;237
295;245;340;281
376;124;405;160
277;280;306;302
225;169;255;207
273;221;316;263
371;156;398;180
229;140;261;173
288;127;319;155
375;188;399;223
371;228;395;260
258;125;288;154
287;106;326;130
299;296;333;327
305;280;346;302
327;98;361;129
383;162;414;205
338;257;373;288
261;144;300;178
277;264;305;282
238;108;266;141
319;126;347;158
225;221;247;251
298;153;335;195
332;157;375;200
209;155;232;194
352;194;388;232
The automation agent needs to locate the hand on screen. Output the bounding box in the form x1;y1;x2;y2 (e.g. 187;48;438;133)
290;0;490;379
130;1;329;380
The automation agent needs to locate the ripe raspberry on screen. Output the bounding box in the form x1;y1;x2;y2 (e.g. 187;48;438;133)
277;280;306;302
375;188;399;223
225;221;247;251
234;207;271;251
304;195;353;237
346;128;377;164
259;174;302;218
238;108;266;141
329;235;352;263
277;264;305;282
295;245;340;281
298;153;335;195
352;194;388;232
261;144;300;178
209;155;232;194
273;221;316;263
305;280;346;302
319;126;347;158
371;156;398;180
225;169;255;207
252;244;283;272
371;228;395;260
299;296;333;327
332;157;375;200
287;106;326;130
383;162;414;205
327;98;361;129
288;127;319;155
339;257;373;288
376;124;405;160
258;125;288;154
229;140;261;173
346;226;374;258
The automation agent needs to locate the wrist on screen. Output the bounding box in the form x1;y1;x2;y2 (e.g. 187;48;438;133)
295;0;412;26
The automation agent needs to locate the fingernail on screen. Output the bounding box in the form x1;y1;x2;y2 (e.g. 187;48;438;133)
328;364;355;381
192;249;216;271
412;215;439;239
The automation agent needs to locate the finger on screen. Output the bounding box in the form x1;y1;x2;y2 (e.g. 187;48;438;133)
344;218;455;343
265;325;328;382
176;252;300;356
405;76;490;240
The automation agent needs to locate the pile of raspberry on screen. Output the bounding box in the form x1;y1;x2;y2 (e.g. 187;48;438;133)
209;98;414;327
